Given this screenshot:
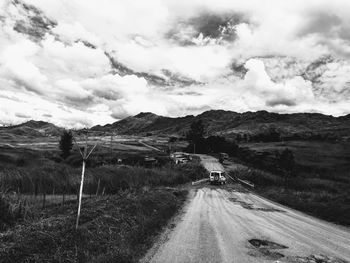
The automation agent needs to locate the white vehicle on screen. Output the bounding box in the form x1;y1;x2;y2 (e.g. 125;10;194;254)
209;170;227;185
170;152;191;164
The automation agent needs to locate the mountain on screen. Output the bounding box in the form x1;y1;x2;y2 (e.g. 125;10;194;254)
3;110;350;140
92;110;350;139
0;120;63;138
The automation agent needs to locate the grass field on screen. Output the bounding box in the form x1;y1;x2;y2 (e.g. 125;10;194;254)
0;188;188;263
241;140;350;181
229;147;350;226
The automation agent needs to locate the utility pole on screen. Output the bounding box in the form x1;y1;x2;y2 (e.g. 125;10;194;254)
110;130;116;155
73;131;97;229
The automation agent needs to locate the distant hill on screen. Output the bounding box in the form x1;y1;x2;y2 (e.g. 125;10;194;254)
91;110;350;139
3;110;350;140
0;120;63;138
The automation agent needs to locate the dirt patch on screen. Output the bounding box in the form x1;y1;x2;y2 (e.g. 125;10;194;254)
229;198;285;212
248;249;285;260
285;254;349;263
249;240;349;263
248;238;288;261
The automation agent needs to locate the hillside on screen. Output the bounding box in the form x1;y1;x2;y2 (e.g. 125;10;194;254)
0;120;63;138
92;110;350;139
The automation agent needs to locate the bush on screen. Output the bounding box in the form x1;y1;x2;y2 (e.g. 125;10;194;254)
0;195;14;230
0;194;29;230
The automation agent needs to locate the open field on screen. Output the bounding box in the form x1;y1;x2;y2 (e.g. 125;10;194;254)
0;135;167;169
0;134;156;151
241;140;350;180
226;161;350;226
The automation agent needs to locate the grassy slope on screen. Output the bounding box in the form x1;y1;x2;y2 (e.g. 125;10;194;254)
242;140;350;180
231;165;350;226
0;189;187;263
228;140;350;226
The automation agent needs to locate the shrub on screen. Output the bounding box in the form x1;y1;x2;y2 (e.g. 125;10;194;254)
59;130;73;159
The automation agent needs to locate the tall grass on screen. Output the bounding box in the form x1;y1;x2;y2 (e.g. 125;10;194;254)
0;159;206;229
0;189;188;263
1;161;206;196
231;166;350;226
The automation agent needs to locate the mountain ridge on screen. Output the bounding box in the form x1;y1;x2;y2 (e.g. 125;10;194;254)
91;110;350;138
2;110;349;139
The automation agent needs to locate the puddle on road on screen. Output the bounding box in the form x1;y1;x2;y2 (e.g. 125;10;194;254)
229;198;285;213
248;239;348;263
249;239;288;249
248;238;288;260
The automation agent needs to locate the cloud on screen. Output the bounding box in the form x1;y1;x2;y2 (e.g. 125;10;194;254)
0;0;350;127
15;112;31;118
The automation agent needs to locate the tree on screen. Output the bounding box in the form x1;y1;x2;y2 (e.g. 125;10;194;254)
59;130;73;159
186;120;207;153
277;148;296;177
186;120;205;142
206;135;239;156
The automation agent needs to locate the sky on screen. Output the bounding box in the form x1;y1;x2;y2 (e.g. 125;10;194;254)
0;0;350;128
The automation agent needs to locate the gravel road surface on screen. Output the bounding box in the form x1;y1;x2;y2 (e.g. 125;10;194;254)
142;155;350;263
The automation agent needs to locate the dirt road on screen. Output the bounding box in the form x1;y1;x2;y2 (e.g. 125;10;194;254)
142;155;350;263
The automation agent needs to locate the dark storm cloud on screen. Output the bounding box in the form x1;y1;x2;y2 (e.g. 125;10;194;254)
106;52;198;87
174;91;202;96
266;98;297;107
339;26;350;41
12;78;45;95
15;112;30;118
12;0;57;42
299;12;350;43
110;111;129;120
166;11;247;46
190;12;239;39
300;13;341;36
92;90;122;101
230;62;248;78
302;55;333;84
63;95;96;109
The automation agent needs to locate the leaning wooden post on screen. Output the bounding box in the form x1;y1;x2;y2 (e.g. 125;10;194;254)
76;142;87;229
74;132;97;229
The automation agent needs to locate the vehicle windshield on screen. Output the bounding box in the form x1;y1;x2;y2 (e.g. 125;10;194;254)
210;172;220;177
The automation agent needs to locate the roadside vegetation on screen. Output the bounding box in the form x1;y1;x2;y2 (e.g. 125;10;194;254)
0;156;206;229
230;165;350;226
0;132;207;262
0;189;187;263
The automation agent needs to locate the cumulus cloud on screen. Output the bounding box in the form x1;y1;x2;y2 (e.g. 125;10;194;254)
0;0;350;127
